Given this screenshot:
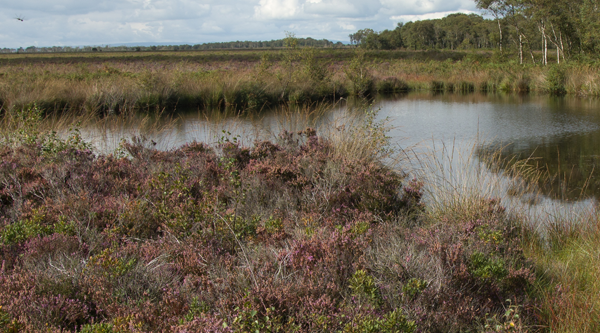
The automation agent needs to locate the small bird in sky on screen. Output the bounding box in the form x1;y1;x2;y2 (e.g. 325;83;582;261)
15;15;25;22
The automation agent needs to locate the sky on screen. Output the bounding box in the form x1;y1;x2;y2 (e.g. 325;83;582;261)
0;0;480;48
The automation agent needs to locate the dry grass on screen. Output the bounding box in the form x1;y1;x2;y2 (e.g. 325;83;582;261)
3;49;600;116
418;135;600;332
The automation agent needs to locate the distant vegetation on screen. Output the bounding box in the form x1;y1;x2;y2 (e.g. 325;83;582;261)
5;0;599;67
0;37;344;54
2;45;599;115
1;0;598;114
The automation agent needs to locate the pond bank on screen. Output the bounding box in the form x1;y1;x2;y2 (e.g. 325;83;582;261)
1;49;599;115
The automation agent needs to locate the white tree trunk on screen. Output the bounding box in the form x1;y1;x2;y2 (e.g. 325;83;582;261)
543;27;547;66
497;19;503;52
519;33;523;65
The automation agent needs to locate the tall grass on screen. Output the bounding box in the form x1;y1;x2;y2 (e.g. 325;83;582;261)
418;134;600;332
3;50;600;115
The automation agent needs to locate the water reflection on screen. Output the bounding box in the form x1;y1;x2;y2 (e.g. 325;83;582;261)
373;93;600;201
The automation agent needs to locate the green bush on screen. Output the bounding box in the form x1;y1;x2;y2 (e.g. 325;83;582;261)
1;210;52;245
346;51;374;96
470;251;508;280
402;278;428;300
343;310;416;333
546;65;566;95
349;269;381;305
79;323;115;333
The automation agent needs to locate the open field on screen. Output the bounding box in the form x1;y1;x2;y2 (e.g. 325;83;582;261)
1;48;597;115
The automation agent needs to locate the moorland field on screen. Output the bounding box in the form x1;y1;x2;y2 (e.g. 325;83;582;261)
1;46;600;332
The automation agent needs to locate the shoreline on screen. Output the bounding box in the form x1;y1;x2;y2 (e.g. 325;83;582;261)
1;49;596;115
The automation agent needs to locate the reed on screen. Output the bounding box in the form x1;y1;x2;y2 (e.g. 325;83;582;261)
3;50;600;116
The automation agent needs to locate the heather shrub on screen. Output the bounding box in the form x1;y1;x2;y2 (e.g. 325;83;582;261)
366;199;536;332
0;105;541;331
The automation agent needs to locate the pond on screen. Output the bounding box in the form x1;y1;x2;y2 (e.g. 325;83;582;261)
379;92;600;202
78;92;600;209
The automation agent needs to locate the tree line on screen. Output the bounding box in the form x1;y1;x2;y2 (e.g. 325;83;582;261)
350;14;496;51
0;38;344;54
350;0;600;64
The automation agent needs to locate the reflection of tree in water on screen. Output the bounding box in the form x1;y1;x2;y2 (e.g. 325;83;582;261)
477;131;600;202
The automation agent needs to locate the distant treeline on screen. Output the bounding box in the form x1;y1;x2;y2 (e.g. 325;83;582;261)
349;14;495;51
351;0;600;64
189;37;344;50
0;37;345;54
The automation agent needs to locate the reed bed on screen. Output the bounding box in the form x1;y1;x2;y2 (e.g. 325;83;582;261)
3;49;600;116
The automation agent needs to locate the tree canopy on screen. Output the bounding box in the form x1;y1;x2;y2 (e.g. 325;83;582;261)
350;0;600;64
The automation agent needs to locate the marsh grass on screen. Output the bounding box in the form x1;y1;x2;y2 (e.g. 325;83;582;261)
3;50;600;116
423;137;600;332
522;206;600;333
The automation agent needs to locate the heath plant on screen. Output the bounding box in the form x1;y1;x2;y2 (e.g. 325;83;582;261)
0;103;544;332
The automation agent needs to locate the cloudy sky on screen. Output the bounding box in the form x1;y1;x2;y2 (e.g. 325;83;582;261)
0;0;479;48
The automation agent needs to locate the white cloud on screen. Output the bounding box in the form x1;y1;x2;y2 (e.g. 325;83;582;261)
304;0;380;17
130;22;158;37
380;0;476;15
254;0;301;19
338;22;356;30
391;9;479;22
0;0;484;47
201;22;224;33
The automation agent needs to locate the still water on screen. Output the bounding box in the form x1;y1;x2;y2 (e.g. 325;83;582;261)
80;92;600;207
379;93;600;202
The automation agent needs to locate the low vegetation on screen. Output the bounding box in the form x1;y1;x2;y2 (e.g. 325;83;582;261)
0;106;543;332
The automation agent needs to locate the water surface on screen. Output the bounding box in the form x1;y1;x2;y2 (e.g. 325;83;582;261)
80;92;600;204
377;93;600;201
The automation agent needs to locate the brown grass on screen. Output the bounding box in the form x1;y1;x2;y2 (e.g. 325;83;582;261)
3;49;600;115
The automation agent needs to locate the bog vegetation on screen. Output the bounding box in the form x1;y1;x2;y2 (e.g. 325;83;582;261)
2;44;600;115
0;105;544;332
1;0;600;329
1;101;599;331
